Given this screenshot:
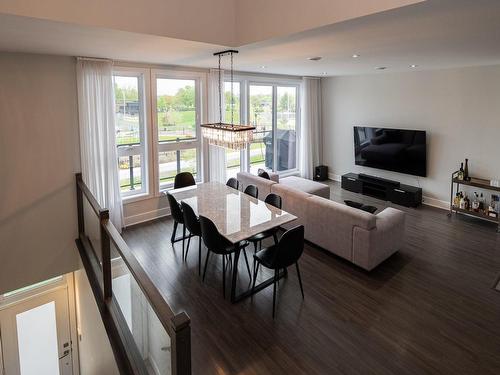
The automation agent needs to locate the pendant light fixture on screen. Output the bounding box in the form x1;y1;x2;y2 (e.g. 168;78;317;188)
201;50;255;150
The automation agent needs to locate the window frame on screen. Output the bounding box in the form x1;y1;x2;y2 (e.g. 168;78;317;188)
151;69;205;192
224;79;246;178
247;79;301;175
113;68;151;200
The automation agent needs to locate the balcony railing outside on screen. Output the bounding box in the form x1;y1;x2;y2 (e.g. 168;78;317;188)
75;173;191;375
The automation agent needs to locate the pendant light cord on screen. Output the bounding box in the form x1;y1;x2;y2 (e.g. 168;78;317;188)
218;54;222;124
231;52;234;127
216;51;236;126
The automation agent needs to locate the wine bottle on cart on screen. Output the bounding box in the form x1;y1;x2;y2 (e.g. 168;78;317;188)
458;163;464;180
464;158;469;181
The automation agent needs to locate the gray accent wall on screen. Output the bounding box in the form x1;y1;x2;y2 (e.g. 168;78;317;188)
321;64;500;207
0;52;80;293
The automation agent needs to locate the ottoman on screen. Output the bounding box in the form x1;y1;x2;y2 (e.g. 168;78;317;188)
280;176;330;199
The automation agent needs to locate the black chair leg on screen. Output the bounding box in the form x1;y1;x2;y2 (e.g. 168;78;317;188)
242;249;252;278
272;269;278;319
171;221;178;243
222;254;226;297
253;241;258;254
185;234;191;261
272;232;278;245
296;262;304;299
202;250;211;281
252;261;260;294
182;225;186;259
198;238;202;276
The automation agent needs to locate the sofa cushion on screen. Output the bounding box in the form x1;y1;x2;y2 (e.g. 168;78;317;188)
257;168;280;182
280;176;330;199
270;183;311;234
236;172;276;198
257;168;279;183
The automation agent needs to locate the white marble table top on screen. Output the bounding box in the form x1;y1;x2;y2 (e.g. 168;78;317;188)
169;182;297;244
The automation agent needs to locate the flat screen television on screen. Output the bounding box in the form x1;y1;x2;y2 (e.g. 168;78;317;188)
354;126;427;177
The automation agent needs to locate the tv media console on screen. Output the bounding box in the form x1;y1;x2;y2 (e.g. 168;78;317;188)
341;173;422;207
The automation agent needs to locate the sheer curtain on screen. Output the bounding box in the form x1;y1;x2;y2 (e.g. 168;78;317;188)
207;68;227;183
300;77;322;180
76;58;123;229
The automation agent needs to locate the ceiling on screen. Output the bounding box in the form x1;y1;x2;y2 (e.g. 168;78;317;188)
0;0;499;77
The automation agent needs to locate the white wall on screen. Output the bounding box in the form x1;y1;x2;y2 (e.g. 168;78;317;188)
0;53;80;294
321;65;500;206
74;268;120;375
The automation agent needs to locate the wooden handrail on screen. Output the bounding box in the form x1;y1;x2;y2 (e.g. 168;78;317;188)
76;173;102;216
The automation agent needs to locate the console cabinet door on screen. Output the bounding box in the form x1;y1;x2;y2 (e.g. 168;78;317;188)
341;176;362;193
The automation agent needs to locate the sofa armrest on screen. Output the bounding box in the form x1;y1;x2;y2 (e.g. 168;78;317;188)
352;207;405;271
375;207;406;233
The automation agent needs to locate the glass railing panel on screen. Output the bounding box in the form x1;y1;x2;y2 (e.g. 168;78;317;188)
111;250;172;375
82;196;102;265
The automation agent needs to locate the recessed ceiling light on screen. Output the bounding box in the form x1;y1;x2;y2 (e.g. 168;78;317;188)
410;64;418;68
308;56;322;61
376;66;387;70
260;65;266;69
352;54;360;58
319;72;328;75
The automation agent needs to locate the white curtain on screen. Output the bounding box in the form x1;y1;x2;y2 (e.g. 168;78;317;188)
300;77;322;180
77;58;123;229
207;68;227;183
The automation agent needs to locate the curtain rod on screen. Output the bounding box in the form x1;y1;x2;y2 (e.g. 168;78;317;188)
77;56;113;63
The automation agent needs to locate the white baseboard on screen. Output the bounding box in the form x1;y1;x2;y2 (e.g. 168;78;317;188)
327;173;448;210
328;172;341;182
124;207;171;227
421;196;448;210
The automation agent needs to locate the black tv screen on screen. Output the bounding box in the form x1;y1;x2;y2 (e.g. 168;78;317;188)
354;126;427;177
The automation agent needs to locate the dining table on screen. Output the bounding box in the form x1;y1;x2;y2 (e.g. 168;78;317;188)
169;181;297;302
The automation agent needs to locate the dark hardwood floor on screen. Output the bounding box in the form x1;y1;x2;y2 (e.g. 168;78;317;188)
123;181;500;375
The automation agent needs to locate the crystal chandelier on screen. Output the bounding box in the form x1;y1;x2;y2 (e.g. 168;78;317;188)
201;50;255;150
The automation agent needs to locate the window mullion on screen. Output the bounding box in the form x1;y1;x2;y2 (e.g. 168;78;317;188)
272;85;278;172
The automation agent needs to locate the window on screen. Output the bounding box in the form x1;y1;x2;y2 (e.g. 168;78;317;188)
158;149;198;185
248;83;299;174
276;86;298;171
154;73;202;189
225;81;243;179
156;78;197;142
114;73;147;196
249;85;273;174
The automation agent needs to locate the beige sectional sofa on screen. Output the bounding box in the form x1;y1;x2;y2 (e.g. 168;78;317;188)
236;172;405;271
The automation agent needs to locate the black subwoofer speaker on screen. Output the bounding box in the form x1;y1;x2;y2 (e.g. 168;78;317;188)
314;165;328;181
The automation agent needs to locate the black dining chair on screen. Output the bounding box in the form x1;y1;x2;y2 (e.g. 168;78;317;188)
174;172;196;189
167;193;187;258
252;225;305;318
248;193;282;253
226;178;239;190
181;201;203;275
258;168;271;180
244;184;258;199
199;215;252;298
